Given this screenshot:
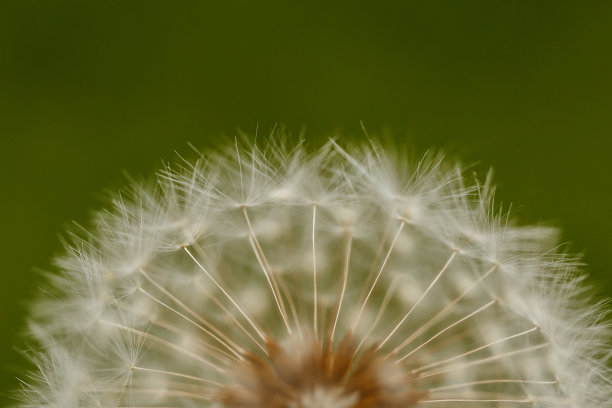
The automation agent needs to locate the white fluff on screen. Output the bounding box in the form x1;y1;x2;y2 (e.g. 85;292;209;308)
16;136;611;407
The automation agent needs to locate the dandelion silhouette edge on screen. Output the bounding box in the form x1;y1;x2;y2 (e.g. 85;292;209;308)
17;137;612;407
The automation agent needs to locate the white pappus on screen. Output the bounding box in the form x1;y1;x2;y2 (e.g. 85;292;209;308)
16;135;612;408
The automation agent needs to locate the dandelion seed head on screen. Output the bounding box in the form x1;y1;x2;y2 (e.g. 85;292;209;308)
15;135;611;408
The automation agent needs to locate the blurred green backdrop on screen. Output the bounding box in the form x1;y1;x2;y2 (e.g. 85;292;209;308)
1;1;611;403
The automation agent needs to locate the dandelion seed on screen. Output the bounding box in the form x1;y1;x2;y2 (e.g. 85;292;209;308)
16;135;611;408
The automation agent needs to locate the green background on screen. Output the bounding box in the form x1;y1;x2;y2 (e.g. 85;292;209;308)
1;1;611;403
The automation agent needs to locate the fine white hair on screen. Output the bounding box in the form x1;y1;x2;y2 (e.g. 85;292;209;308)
16;136;611;408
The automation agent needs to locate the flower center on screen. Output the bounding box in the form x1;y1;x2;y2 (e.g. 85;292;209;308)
219;333;427;408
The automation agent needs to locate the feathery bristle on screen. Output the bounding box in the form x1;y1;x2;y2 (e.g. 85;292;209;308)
16;136;611;408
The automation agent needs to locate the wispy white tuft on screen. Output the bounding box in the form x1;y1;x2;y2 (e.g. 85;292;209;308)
15;135;611;407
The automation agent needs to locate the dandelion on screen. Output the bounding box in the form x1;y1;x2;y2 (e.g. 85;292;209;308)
17;135;611;408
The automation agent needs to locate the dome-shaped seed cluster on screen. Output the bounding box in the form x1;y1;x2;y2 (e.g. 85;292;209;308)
18;138;611;407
